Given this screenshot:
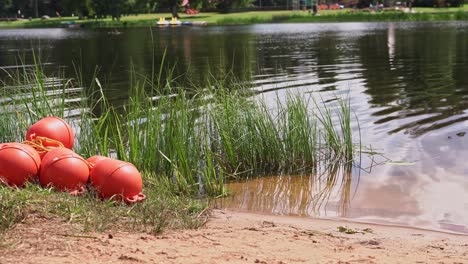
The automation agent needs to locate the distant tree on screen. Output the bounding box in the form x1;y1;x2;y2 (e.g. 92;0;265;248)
0;0;13;16
215;0;254;11
54;0;93;17
413;0;463;6
109;0;125;19
92;0;125;19
10;0;32;17
160;0;254;16
92;0;107;18
131;0;160;13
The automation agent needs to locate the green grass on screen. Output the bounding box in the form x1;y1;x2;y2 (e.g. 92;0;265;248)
0;180;207;238
0;60;361;236
278;9;468;23
414;6;468;13
0;7;467;29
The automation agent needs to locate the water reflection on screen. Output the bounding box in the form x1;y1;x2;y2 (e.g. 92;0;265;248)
217;163;356;218
358;22;468;136
0;28;91;40
1;23;467;138
220;148;468;233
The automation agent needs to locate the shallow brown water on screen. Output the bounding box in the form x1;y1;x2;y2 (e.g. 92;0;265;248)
217;166;468;233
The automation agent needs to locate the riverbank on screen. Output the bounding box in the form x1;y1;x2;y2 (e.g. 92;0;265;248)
0;8;467;29
1;209;467;263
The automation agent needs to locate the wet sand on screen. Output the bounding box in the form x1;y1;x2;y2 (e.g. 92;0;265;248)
1;209;468;263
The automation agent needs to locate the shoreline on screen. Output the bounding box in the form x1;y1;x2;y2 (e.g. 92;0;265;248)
1;209;468;263
0;10;467;29
224;208;468;237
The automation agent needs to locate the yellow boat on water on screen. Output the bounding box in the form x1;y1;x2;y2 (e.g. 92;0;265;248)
156;17;169;26
169;17;182;26
156;17;207;27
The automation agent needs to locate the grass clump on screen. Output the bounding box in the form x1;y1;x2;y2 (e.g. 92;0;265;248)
0;187;30;234
72;76;358;197
1;63;360;195
0;61;361;235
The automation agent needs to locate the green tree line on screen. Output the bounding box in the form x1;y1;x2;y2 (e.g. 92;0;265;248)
0;0;255;18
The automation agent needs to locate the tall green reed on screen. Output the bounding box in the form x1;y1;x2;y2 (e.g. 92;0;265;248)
0;63;361;197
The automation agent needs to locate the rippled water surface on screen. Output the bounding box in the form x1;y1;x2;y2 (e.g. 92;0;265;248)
1;22;467;233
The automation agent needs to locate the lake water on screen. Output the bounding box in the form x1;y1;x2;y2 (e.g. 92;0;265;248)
1;21;467;233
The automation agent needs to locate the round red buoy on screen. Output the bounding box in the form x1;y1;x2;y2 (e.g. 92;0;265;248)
87;155;110;176
87;155;109;167
40;148;89;195
26;116;75;149
90;159;145;203
0;143;41;187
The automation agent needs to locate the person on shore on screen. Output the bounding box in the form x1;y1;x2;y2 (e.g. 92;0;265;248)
312;4;318;15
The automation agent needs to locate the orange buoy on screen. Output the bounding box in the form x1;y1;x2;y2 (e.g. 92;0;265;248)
87;155;109;167
26;116;75;149
40;148;89;195
87;156;112;190
90;159;145;203
0;143;41;187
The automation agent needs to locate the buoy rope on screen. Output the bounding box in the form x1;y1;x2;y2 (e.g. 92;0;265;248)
36;136;65;148
125;192;146;204
22;136;65;155
69;186;86;196
86;161;95;169
23;137;95;171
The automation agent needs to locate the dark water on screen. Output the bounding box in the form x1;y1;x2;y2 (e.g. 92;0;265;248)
1;22;468;233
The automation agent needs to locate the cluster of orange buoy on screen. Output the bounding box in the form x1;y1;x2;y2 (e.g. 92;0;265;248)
0;116;145;204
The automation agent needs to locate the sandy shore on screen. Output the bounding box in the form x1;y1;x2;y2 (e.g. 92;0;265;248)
1;209;468;263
